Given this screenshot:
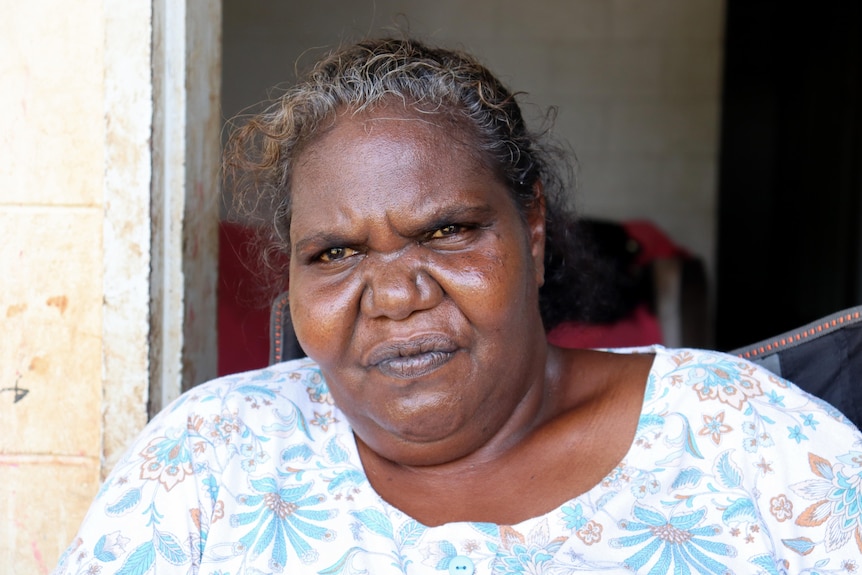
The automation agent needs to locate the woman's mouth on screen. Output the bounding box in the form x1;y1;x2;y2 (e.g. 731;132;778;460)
365;336;460;380
376;351;456;379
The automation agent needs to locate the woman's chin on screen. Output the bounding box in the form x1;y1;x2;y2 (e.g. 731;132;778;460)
358;404;485;466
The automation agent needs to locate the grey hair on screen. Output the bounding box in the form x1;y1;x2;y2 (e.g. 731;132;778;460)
224;37;597;329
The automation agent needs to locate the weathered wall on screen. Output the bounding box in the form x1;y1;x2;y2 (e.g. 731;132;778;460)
223;0;725;284
0;2;220;572
0;3;153;572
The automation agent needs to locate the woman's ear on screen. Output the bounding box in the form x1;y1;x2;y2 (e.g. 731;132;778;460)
527;182;546;287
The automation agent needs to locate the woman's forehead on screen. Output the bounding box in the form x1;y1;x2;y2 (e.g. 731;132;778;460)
287;109;512;240
309;105;473;153
293;107;487;186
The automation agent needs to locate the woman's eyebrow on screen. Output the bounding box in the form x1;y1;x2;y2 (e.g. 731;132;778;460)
293;231;354;254
406;203;497;233
292;204;498;254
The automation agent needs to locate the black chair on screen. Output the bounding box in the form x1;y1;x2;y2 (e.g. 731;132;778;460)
269;291;304;365
730;306;862;429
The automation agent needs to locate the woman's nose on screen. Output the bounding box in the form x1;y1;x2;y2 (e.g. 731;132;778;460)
360;254;442;320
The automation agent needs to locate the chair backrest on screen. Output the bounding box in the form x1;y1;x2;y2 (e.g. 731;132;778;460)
269;291;304;365
730;306;862;429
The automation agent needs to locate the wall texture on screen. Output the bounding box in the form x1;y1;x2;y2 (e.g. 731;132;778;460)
223;0;725;284
0;2;220;572
0;3;153;572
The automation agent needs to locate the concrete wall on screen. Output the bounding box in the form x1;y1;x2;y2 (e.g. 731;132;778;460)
0;3;152;572
223;0;725;285
0;2;220;572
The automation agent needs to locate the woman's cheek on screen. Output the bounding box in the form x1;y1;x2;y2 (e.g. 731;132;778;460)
289;276;354;357
441;246;526;308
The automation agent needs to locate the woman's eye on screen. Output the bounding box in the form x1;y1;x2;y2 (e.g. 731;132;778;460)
318;247;358;262
430;224;462;239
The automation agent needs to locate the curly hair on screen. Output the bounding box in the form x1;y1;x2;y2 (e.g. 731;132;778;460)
224;37;605;330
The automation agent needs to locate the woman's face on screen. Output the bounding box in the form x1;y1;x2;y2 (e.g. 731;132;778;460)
288;107;548;466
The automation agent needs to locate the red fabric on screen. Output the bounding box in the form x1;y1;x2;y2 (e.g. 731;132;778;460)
218;222;273;375
547;304;663;349
622;219;690;266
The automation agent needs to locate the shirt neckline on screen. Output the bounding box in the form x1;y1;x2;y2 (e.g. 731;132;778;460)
334;346;664;532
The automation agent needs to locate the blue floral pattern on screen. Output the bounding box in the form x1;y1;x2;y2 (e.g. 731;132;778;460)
53;349;862;574
610;504;735;573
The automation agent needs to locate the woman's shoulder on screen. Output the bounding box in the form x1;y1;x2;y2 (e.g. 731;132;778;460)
96;357;346;503
110;358;344;475
633;346;861;457
631;346;862;562
647;347;850;416
151;358;334;425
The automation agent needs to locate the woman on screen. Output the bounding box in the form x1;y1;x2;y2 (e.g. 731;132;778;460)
55;38;862;574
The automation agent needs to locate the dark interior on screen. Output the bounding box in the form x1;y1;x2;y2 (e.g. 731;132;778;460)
716;2;862;349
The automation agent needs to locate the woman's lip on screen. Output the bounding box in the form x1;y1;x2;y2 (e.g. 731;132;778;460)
364;334;460;379
375;351;457;380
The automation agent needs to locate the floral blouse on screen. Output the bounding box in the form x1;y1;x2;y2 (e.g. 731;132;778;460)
54;347;862;574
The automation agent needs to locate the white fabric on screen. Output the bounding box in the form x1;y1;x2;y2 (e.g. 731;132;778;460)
54;347;862;574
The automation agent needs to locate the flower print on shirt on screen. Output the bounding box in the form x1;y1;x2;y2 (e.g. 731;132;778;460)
139;431;194;492
770;494;794;523
669;350;764;410
698;411;733;445
789;452;862;555
609;504;737;574
231;476;337;570
491;520;567;575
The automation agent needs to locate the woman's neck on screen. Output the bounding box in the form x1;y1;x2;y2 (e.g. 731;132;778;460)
353;348;654;527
